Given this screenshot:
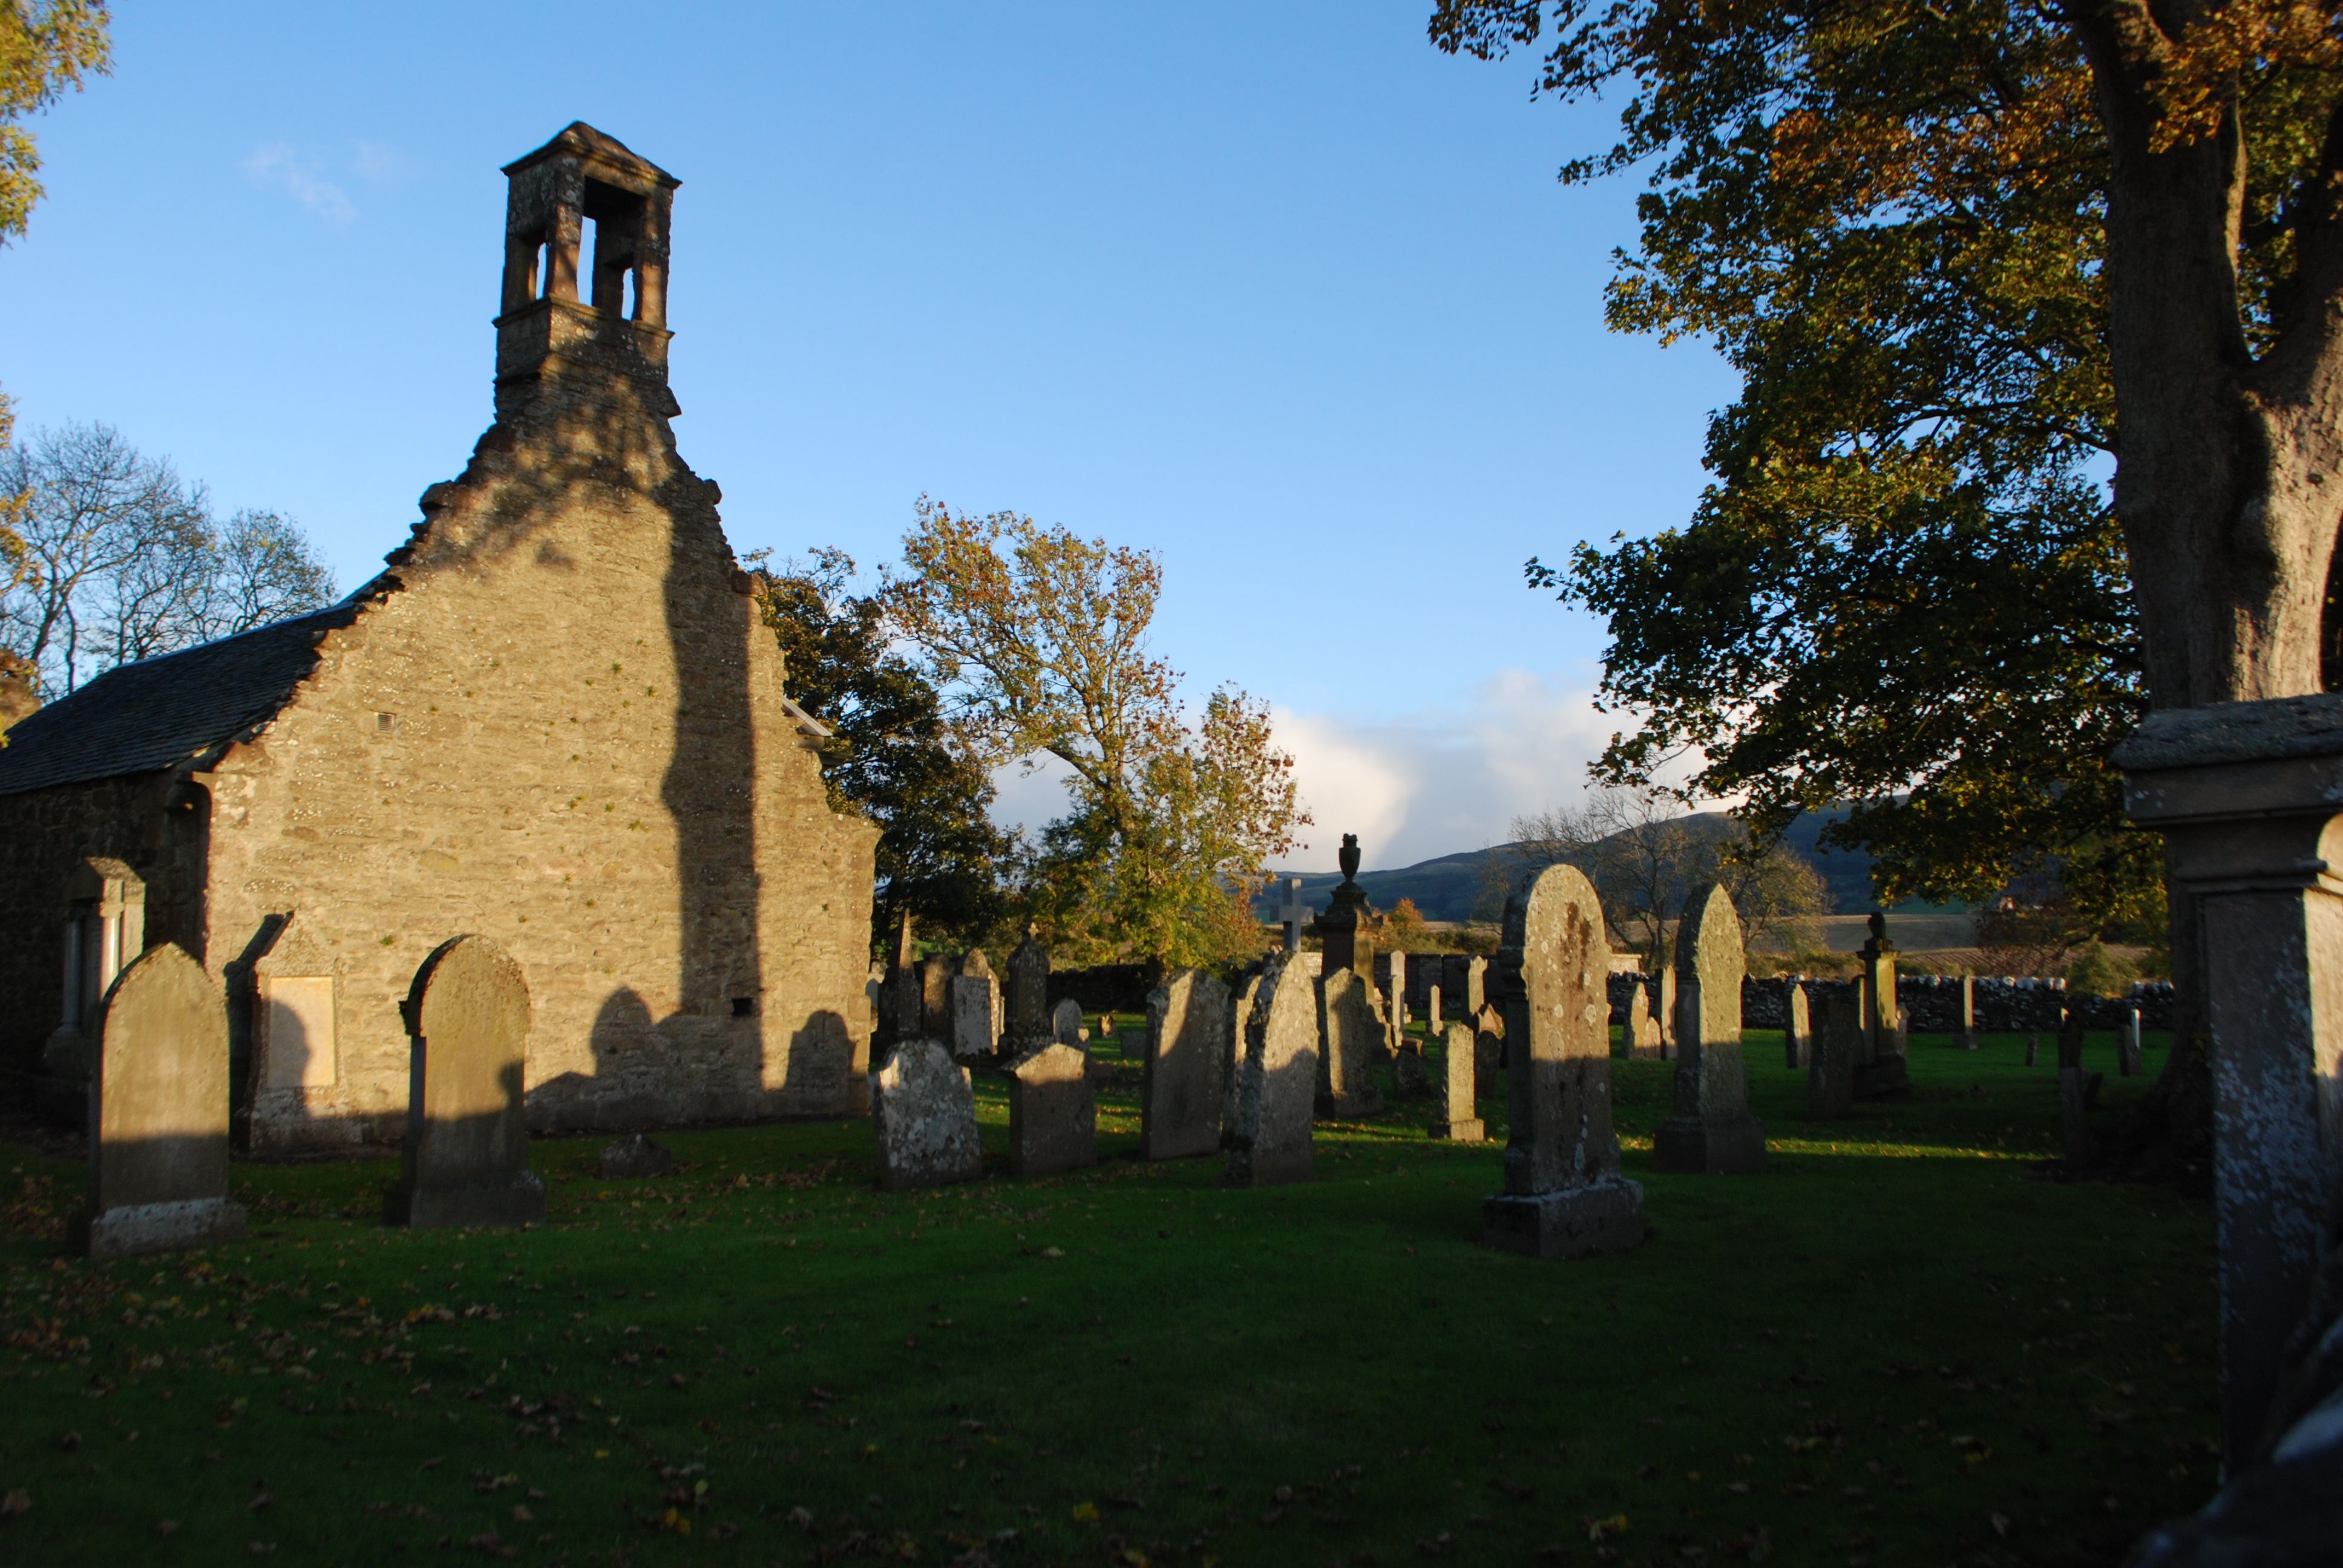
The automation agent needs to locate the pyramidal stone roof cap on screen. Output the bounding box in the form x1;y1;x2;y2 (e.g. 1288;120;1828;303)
0;602;359;797
502;122;679;189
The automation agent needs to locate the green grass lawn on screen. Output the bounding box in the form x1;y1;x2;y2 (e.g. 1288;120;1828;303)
0;1026;2214;1568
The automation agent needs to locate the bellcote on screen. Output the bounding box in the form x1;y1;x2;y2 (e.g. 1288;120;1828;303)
493;123;680;416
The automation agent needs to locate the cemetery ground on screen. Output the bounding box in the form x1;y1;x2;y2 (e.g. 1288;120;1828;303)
0;1030;2210;1568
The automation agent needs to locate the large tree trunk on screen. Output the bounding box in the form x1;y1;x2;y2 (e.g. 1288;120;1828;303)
2071;7;2343;1184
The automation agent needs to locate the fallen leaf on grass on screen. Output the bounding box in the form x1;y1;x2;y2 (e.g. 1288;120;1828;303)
1071;1501;1099;1524
1585;1514;1628;1541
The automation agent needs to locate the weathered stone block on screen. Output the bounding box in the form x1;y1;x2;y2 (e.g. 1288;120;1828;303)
1009;1042;1095;1178
871;1039;981;1191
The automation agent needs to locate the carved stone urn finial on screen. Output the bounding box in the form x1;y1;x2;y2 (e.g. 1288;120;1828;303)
1339;833;1362;884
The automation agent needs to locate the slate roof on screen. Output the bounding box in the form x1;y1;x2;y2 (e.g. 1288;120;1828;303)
0;603;360;797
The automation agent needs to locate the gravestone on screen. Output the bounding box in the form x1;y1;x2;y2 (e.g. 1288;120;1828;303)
1009;1042;1095;1177
1653;884;1766;1174
1426;982;1443;1034
1807;995;1858;1119
1392;1043;1431;1100
1275;875;1306;953
886;910;921;1046
2025;1033;2040;1067
1004;927;1052;1051
1381;952;1409;1054
74;944;247;1261
1225;953;1317;1187
960;947;992;979
1315;968;1386;1117
385;936;546;1229
1628;978;1665;1060
1856;912;1899;1065
1481;864;1645;1258
918;956;952;1039
2120;1005;2143;1077
1651;966;1678;1059
600;1134;675;1179
1224;969;1263;1135
1142;969;1231;1160
951;972;1001;1060
1050;998;1089;1048
2057;1011;2091;1170
1784;981;1811;1069
1463;955;1487;1018
872;1039;983;1191
1440;1021;1483;1143
1959;972;1980;1051
1472;1004;1504;1099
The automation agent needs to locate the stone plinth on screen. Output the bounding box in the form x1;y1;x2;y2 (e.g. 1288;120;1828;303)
385;936;546;1229
1481;864;1643;1256
1651;883;1766;1175
872;1039;982;1191
2115;694;2343;1474
1142;969;1229;1160
1009;1042;1095;1177
74;944;246;1262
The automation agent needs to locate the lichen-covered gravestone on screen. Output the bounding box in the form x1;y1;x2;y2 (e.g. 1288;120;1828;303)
1481;864;1645;1257
1440;1021;1483;1143
872;1039;983;1191
1009;1042;1095;1177
1652;883;1766;1174
1142;969;1230;1160
951;972;1001;1060
74;944;247;1262
1004;928;1052;1051
1314;969;1385;1117
1784;981;1810;1069
1807;995;1858;1119
385;936;546;1229
1225;953;1317;1187
1050;998;1089;1049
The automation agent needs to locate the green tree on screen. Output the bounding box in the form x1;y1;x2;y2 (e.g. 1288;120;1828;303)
883;499;1308;967
1431;0;2343;1178
0;0;107;246
756;548;1011;956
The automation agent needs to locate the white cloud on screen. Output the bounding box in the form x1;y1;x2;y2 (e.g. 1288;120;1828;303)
352;140;411;183
243;143;355;224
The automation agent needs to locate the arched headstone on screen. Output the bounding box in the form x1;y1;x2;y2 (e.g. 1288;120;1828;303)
1653;883;1766;1174
1225;953;1316;1187
1481;864;1644;1257
76;944;247;1261
1142;969;1230;1160
872;1039;983;1190
385;936;545;1229
1009;1041;1095;1177
1314;969;1384;1118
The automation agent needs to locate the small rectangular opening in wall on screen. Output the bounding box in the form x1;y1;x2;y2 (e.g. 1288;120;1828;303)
730;996;756;1018
375;712;396;732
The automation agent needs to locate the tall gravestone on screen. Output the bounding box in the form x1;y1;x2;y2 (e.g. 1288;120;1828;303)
885;910;921;1049
1653;966;1677;1059
1439;1021;1483;1142
951;967;1001;1060
1224;953;1316;1187
1807;994;1857;1119
74;944;247;1261
1784;980;1811;1069
1142;969;1230;1160
1653;884;1766;1174
1316;834;1374;980
385;936;546;1229
918;956;952;1039
1381;952;1409;1054
1004;927;1052;1052
873;1038;983;1190
1009;1042;1095;1177
1481;864;1644;1257
1315;968;1385;1117
1463;955;1487;1018
1959;971;1980;1051
1426;982;1443;1034
1856;913;1899;1065
2119;1004;2143;1076
1628;978;1665;1060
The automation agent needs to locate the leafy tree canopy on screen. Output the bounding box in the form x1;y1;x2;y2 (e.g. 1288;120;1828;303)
0;0;107;245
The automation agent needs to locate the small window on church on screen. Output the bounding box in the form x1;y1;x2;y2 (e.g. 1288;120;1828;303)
731;996;756;1018
375;712;396;732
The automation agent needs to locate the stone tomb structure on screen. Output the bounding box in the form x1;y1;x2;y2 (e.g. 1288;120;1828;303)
1440;1021;1483;1143
1141;969;1230;1160
1008;1042;1095;1177
75;944;248;1261
0;125;879;1152
871;1039;983;1191
1482;864;1645;1258
1652;884;1766;1174
1225;954;1316;1187
385;936;546;1228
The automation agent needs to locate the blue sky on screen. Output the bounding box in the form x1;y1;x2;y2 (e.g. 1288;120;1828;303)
0;2;1735;869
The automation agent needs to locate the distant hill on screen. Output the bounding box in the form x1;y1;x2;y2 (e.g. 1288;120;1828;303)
1257;808;1892;924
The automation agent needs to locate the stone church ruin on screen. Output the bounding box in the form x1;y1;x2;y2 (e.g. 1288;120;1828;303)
0;124;879;1152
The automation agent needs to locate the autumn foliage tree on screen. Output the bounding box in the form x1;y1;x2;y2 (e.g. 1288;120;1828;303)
1433;0;2343;1177
883;498;1308;967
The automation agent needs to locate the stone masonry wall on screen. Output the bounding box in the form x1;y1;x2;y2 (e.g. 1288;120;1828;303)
204;364;877;1152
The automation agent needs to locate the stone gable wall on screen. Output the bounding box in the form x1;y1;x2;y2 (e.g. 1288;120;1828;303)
202;377;876;1151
